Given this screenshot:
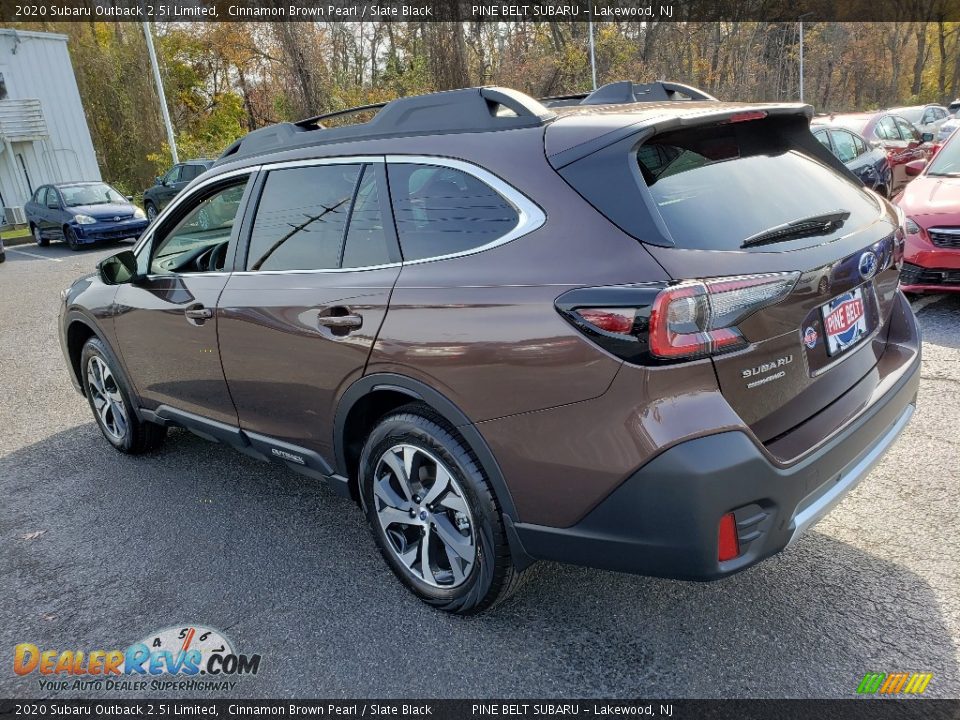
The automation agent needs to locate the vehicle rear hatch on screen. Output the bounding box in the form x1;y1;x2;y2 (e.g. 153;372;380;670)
548;105;903;451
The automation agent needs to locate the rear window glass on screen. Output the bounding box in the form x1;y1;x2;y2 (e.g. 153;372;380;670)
388;163;519;261
637;125;881;251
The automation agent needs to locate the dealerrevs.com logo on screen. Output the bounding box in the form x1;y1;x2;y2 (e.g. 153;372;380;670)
13;624;262;693
856;672;933;695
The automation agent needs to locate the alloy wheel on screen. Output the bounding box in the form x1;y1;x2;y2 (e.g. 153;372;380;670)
146;204;157;221
373;444;476;588
86;356;129;442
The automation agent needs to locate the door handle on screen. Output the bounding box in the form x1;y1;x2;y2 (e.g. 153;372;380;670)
317;314;363;329
184;305;213;320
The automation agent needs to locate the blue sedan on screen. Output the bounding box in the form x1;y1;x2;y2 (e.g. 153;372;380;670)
25;182;148;251
812;124;894;198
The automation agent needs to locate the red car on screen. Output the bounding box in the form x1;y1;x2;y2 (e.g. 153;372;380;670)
894;131;960;293
817;111;935;195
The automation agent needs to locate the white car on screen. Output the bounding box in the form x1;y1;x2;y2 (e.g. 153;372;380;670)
936;116;960;144
888;104;952;137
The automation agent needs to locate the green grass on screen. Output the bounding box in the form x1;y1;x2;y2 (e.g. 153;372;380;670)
1;227;30;241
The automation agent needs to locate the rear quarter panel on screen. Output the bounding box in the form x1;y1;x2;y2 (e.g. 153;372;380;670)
365;128;671;421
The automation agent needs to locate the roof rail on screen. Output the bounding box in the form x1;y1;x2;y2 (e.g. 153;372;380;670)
216;86;555;165
540;80;718;108
296;101;389;129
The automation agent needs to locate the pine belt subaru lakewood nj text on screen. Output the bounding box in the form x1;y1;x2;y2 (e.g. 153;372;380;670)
59;81;921;614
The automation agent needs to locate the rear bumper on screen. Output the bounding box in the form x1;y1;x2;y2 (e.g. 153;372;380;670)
510;301;921;580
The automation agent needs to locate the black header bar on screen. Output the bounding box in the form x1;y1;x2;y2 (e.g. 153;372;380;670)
2;699;960;720
5;0;960;23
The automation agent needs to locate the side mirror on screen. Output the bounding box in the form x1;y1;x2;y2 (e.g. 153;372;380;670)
905;159;927;177
921;132;935;143
98;250;143;286
155;177;163;185
125;195;134;202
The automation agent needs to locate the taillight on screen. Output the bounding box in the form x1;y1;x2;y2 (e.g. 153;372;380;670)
648;273;798;360
555;272;797;365
573;308;635;335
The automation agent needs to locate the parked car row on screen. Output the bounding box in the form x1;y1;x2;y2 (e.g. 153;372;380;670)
814;110;936;195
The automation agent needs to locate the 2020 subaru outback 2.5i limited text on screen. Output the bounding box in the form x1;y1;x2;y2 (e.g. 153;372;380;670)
60;81;921;614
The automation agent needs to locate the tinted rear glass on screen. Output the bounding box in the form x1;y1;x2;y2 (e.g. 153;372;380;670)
636;125;881;251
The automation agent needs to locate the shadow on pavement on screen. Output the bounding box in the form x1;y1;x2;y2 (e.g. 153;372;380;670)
1;424;956;699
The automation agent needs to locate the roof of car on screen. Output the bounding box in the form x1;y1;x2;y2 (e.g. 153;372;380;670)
808;123;869;139
50;181;110;188
210;81;811;175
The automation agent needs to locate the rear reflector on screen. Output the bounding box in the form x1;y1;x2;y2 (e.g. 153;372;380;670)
574;308;636;335
718;512;740;562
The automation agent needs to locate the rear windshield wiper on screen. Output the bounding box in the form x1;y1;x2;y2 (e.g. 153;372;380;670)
741;210;850;249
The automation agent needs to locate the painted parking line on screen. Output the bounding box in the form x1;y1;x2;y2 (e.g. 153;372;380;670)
909;294;946;314
5;247;63;262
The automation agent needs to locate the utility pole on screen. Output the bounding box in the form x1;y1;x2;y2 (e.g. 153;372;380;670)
143;21;179;164
588;0;597;90
798;13;814;104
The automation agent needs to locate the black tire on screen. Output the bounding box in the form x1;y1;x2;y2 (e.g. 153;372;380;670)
64;226;81;251
877;184;890;199
0;251;5;263
359;404;525;615
145;202;158;222
80;337;165;454
32;224;49;247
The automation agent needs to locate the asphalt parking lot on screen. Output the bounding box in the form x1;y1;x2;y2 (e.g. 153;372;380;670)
1;241;958;699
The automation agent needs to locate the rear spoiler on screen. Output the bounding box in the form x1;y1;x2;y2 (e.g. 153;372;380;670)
548;103;815;169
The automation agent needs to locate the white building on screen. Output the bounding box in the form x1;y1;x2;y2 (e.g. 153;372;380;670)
0;29;100;219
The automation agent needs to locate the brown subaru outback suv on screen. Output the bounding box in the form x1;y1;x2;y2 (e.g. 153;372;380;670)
60;81;920;614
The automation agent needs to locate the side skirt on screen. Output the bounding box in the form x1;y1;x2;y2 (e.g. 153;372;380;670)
140;405;352;499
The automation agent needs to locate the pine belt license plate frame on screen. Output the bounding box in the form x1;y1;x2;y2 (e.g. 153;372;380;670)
820;285;871;357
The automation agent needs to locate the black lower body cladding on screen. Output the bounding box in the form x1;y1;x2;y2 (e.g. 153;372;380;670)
511;305;921;580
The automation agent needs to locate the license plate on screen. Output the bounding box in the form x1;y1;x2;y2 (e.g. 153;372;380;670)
820;287;868;356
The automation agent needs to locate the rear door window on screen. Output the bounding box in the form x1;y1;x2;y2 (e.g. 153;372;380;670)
181;165;203;183
246;164;361;272
895;117;919;141
876;116;898;140
387;163;519;261
340;165;398;269
829;130;860;163
635;123;882;251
